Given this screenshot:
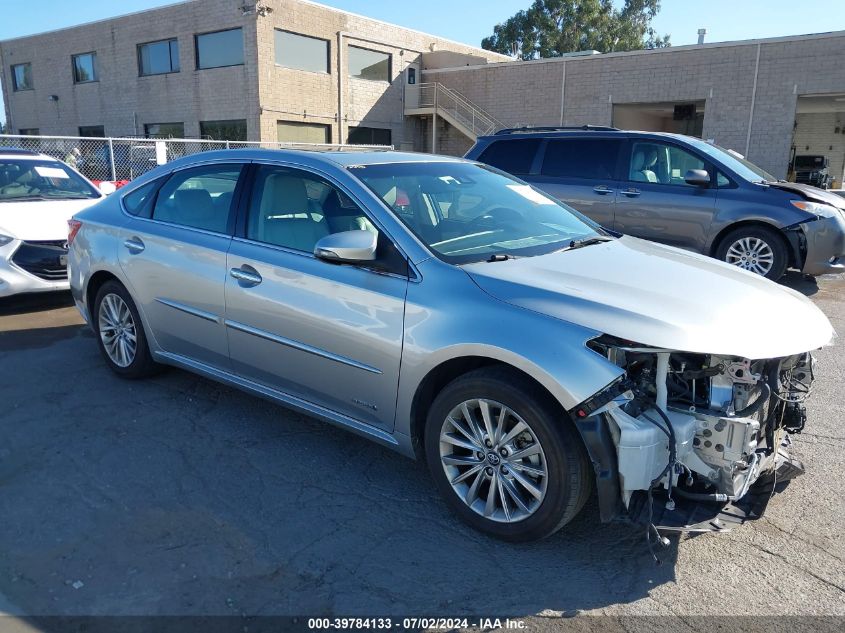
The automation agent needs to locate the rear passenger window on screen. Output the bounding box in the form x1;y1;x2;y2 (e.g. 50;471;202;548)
122;179;161;216
477;139;541;175
246;165;377;253
541;139;621;180
152;165;242;233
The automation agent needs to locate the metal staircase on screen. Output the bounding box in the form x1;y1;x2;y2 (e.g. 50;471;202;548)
405;82;504;141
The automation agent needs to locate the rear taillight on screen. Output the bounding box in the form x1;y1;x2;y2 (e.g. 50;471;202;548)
68;219;83;246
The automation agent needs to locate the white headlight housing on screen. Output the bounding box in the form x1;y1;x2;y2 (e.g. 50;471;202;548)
790;200;840;218
0;234;15;247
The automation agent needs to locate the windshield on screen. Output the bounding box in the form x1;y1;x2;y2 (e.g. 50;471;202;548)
0;159;100;202
684;138;776;183
350;162;603;263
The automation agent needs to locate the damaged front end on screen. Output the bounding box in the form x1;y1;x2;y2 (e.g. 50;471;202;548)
572;335;814;533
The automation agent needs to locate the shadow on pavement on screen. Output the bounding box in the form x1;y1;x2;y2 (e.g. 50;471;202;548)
0;292;75;317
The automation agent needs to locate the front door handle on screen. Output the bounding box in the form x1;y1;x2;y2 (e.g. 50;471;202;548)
123;237;145;253
230;266;262;286
593;185;615;195
621;188;641;197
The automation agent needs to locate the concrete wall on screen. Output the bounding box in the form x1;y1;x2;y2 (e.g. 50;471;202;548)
255;0;508;146
426;32;845;178
0;0;260;139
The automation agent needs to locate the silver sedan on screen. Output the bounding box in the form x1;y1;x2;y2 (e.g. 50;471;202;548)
69;149;833;542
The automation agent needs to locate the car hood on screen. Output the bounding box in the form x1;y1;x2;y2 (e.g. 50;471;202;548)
464;235;834;359
0;198;102;241
768;181;845;211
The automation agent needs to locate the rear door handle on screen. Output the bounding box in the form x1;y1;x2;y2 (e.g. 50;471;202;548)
123;237;145;253
230;266;262;286
593;185;615;195
621;188;641;197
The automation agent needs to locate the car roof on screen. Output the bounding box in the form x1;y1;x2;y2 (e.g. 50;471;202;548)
477;128;693;143
0;148;49;159
162;148;470;171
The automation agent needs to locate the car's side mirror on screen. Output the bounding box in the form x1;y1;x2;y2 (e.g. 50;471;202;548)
684;169;711;187
314;230;378;263
98;181;117;195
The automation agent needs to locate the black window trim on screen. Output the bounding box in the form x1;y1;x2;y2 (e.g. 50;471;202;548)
233;161;412;279
137;38;180;77
274;28;331;75
194;27;245;71
10;62;33;92
347;44;392;83
71;51;98;84
622;137;717;189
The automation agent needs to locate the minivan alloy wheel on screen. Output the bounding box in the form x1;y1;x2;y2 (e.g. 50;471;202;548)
98;293;137;368
439;398;548;523
724;237;774;276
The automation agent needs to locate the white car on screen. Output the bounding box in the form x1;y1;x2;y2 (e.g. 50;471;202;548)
0;149;106;298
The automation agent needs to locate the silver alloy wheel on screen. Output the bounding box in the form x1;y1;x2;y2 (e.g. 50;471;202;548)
98;293;137;368
725;236;774;276
439;399;548;523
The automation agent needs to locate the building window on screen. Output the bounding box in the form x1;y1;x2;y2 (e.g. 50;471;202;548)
275;30;329;73
11;63;33;91
18;128;39;136
348;46;391;82
72;52;98;83
195;28;244;70
138;39;180;76
78;126;105;137
347;126;391;146
144;122;185;138
277;121;330;144
200;119;247;141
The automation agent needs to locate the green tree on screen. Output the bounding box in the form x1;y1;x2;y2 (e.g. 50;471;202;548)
482;0;670;60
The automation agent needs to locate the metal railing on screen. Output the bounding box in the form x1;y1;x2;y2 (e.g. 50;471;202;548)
416;83;504;138
0;134;392;183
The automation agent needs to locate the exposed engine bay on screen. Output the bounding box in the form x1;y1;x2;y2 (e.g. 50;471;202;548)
574;335;814;537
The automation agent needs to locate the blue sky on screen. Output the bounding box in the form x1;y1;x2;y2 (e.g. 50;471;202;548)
3;0;845;126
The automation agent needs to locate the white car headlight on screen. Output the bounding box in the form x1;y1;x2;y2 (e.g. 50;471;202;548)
0;234;14;247
790;200;840;218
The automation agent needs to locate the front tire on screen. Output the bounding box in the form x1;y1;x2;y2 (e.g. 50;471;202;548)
424;367;592;542
715;225;788;280
93;280;159;378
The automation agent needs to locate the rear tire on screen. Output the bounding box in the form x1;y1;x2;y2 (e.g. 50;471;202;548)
715;225;788;280
93;280;159;379
424;367;592;542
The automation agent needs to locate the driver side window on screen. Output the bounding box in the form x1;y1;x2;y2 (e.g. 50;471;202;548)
628;142;707;186
246;165;377;254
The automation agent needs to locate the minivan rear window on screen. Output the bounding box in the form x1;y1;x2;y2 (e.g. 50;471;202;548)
541;139;621;180
477;139;541;175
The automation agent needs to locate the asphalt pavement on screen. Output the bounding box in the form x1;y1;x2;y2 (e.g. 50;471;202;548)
0;273;843;624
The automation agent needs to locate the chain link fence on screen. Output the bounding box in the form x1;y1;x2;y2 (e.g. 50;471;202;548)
0;134;392;185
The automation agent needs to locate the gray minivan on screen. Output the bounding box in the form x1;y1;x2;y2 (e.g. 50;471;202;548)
466;127;845;280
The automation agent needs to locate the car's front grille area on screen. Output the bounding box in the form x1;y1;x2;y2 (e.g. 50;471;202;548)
11;240;69;281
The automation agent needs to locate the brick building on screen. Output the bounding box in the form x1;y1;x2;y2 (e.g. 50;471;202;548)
425;31;845;183
0;0;507;149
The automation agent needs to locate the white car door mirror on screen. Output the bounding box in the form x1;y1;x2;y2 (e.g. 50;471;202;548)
98;181;117;195
314;230;378;263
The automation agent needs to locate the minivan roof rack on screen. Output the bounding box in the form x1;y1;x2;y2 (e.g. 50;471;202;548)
494;125;619;135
